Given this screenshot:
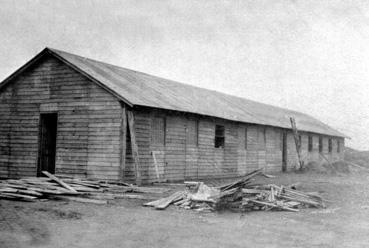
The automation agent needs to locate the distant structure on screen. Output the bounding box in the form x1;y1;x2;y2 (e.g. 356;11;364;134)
0;48;345;183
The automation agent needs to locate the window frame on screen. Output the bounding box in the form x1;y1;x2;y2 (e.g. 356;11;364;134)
151;116;166;146
214;124;225;148
337;139;341;153
245;127;248;150
328;138;332;153
186;119;199;147
308;135;313;152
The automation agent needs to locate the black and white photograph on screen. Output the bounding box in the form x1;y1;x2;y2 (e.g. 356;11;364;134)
0;1;368;247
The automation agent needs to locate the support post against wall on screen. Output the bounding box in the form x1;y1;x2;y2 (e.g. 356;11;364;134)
119;103;127;181
127;110;142;186
290;117;304;170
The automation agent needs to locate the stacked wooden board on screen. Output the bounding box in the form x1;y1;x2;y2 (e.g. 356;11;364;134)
144;169;325;212
0;171;168;204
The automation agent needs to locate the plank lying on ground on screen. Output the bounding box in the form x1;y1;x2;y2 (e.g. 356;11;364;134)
114;194;158;200
0;192;37;201
42;171;77;193
0;188;18;193
248;199;299;212
56;196;107;204
143;191;184;209
120;186;169;194
219;169;263;191
155;191;185;210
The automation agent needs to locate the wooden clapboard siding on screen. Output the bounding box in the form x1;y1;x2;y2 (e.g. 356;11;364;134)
123;110;151;182
223;122;238;176
164;116;186;181
0;55;122;179
185;119;199;179
0;51;345;182
237;125;247;175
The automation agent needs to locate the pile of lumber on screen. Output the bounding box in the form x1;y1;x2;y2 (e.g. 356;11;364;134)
0;171;168;204
144;169;325;212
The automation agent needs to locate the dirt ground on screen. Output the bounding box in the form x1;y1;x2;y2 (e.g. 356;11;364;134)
1;171;369;248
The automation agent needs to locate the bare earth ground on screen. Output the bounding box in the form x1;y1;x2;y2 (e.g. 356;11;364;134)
1;171;369;248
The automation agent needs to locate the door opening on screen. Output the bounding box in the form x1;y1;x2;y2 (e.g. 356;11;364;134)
37;113;58;176
282;132;287;172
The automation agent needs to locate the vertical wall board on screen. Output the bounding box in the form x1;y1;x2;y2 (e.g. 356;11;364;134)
223;122;238;177
185;119;199;179
237;125;247;175
197;119;215;179
164;116;186;181
0;55;122;179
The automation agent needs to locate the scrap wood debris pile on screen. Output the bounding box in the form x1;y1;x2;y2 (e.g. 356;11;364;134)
144;169;325;212
0;171;168;204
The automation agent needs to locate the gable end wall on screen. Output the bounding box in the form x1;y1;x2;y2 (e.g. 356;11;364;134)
0;55;122;180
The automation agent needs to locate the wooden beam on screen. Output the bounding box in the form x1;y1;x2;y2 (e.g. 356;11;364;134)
119;104;127;180
42;171;77;193
290;117;304;170
152;151;160;179
127;110;142;186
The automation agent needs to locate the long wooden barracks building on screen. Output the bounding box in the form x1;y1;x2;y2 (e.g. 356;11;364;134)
0;48;345;183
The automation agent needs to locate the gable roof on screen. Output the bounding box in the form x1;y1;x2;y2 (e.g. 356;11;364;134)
0;47;346;138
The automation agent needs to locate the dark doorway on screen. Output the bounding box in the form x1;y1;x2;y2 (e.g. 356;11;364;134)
282;132;287;172
37;113;58;176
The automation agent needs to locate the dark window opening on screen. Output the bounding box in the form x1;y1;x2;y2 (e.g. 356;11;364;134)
319;136;323;153
308;136;313;152
337;140;341;153
38;113;58;176
245;127;248;150
215;125;225;148
298;135;302;150
328;138;332;153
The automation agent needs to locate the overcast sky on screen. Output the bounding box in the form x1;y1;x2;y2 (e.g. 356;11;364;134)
0;0;368;150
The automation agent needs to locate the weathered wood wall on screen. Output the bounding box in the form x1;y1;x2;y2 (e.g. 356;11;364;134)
0;55;122;180
0;55;345;182
125;108;345;183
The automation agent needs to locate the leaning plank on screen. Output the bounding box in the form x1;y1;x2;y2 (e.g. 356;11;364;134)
127;110;141;186
42;171;77;193
120;104;127;180
56;196;107;205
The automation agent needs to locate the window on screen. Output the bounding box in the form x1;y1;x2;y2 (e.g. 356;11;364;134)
319;136;323;153
151;117;165;145
258;127;266;150
337;140;341;153
245;127;248;150
308;136;313;152
186;120;198;146
328;138;332;153
298;135;302;150
280;132;283;151
214;125;225;148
